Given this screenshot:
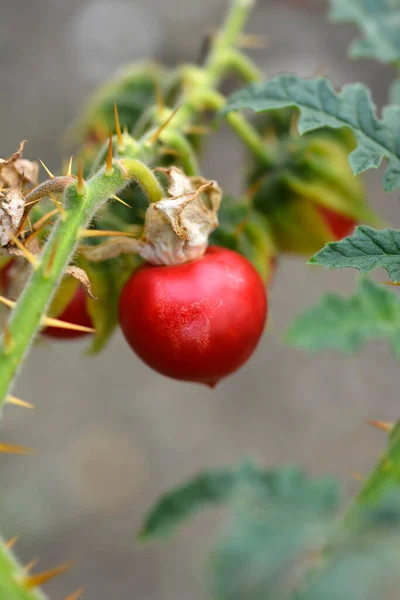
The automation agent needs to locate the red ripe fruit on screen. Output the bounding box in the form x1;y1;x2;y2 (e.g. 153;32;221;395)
42;286;93;340
118;246;267;387
316;205;356;241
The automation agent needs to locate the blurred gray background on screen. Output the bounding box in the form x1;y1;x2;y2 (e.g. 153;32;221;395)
1;0;400;598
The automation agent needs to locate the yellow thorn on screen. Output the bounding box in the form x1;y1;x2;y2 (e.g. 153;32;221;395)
351;472;365;481
383;281;400;286
39;160;55;180
105;134;114;176
114;101;123;150
77;161;85;195
79;229;138;239
183;124;212;136
66;155;73;177
112;195;131;209
0;443;33;455
149;105;182;144
27;214;33;233
49;193;65;217
43;243;58;278
6;395;34;409
158;147;183;158
65;588;84;600
155;83;165;115
3;322;14;353
238;33;268;49
10;235;39;268
42;316;95;334
33;208;59;231
0;296;94;333
5;536;19;550
25;562;72;589
367;419;394;433
25;559;39;573
0;295;15;309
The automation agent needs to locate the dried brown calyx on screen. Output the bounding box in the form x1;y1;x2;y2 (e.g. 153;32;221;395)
0;141;39;247
0;141;38;189
80;167;222;265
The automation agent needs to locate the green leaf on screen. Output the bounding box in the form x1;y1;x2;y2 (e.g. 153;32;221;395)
287;278;400;357
329;0;400;64
310;226;400;281
80;254;138;354
294;488;400;600
209;468;340;600
222;75;400;191
139;461;263;541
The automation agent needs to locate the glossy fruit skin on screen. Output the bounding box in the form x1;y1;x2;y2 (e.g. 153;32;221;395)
118;246;267;386
42;286;93;340
316;205;356;240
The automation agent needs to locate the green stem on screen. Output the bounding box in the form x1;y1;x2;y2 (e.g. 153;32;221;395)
0;159;162;403
0;539;46;600
158;129;199;176
222;49;263;82
343;421;400;526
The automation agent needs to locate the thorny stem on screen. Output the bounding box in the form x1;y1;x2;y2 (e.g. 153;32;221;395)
0;2;262;597
342;422;400;527
0;159;161;403
0;538;46;600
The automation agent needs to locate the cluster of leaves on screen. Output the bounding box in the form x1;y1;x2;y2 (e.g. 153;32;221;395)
140;461;400;600
219;0;400;359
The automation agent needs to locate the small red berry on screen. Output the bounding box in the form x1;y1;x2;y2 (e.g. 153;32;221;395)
316;205;356;240
118;246;267;387
42;286;93;340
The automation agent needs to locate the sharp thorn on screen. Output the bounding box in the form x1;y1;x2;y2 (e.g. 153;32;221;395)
5;536;19;550
367;419;394;433
43;242;58;278
112;195;131;209
39;160;55;180
79;229;138;239
0;442;34;455
0;295;15;309
183;124;212;136
351;472;365;481
149;105;182;144
25;558;39;573
3;321;14;353
33;208;59;231
77;161;85;195
42;316;95;334
65;588;84;600
25;562;73;588
105;133;114;176
66;155;73;177
158;147;183;157
49;192;65;216
238;33;269;49
155;83;165;115
10;235;39;268
6;395;34;409
114;101;123;150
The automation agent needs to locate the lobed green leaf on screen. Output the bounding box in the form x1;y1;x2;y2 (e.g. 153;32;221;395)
223;75;400;191
329;0;400;64
310;226;400;281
